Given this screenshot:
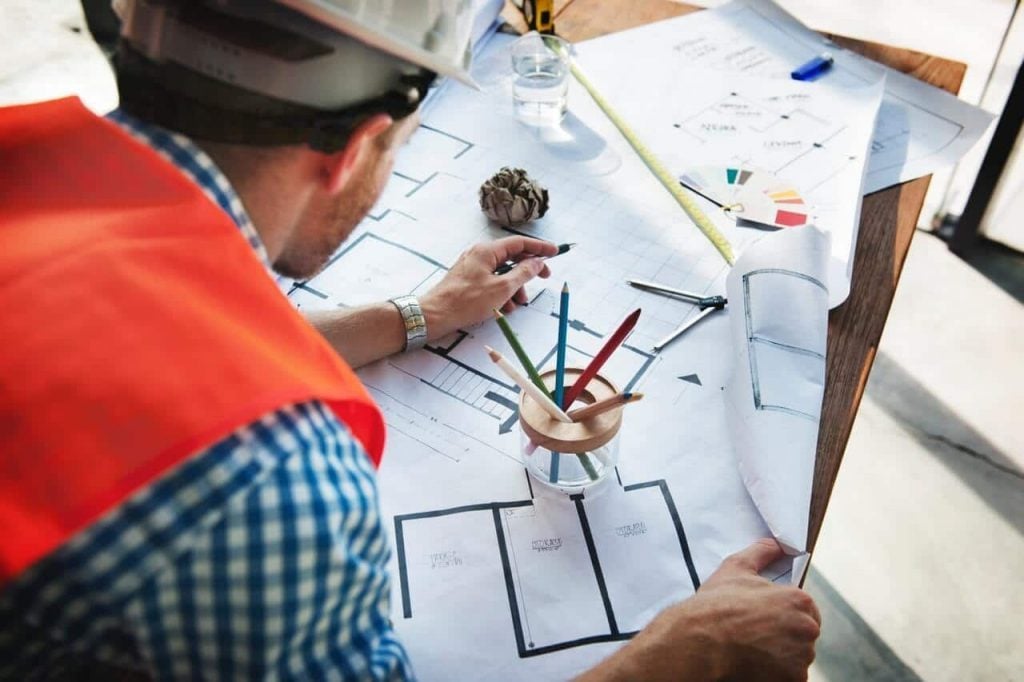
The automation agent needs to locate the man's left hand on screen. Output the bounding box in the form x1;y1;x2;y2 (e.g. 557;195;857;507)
420;236;560;341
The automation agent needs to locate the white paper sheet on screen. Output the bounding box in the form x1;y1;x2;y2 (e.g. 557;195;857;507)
284;26;839;681
724;226;831;556
572;34;883;305
586;0;994;194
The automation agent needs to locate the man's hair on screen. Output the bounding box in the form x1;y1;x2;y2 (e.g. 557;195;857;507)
113;2;433;152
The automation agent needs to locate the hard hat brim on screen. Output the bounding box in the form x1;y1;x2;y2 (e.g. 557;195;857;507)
276;0;480;90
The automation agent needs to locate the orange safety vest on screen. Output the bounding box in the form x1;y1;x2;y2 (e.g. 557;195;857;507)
0;97;386;585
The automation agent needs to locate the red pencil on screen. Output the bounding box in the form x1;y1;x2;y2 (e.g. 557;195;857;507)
562;308;641;408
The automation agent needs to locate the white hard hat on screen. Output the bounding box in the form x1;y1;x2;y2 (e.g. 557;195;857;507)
114;0;477;112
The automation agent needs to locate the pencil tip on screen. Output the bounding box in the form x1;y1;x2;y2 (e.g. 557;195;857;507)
492;308;502;318
562;282;569;293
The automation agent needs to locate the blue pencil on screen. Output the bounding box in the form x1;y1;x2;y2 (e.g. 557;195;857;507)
550;283;570;483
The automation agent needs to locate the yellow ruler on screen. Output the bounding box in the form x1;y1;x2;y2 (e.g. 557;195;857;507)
562;54;736;265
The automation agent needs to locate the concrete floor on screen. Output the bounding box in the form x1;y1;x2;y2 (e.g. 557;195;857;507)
2;2;1022;680
807;231;1024;681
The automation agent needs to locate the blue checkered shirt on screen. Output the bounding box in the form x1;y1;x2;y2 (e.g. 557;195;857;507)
0;111;412;681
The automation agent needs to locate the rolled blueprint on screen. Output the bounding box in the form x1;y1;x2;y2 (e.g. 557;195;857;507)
724;226;831;555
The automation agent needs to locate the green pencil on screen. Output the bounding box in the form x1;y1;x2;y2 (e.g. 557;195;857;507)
578;453;599;481
493;309;552;398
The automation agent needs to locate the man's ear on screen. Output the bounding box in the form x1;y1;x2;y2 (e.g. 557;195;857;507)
321;113;394;194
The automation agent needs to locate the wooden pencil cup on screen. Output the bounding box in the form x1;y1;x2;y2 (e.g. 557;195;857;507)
520;368;622;494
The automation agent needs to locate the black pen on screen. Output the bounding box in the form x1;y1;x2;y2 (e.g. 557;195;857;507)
494;242;577;275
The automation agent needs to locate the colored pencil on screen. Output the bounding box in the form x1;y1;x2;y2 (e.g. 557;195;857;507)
485;346;572;423
494;243;577;275
493;309;551;398
554;283;570;408
568;392;644;422
577;454;599;480
551;283;570;482
561;308;641;408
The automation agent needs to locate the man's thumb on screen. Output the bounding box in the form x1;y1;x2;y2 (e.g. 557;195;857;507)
724;538;785;574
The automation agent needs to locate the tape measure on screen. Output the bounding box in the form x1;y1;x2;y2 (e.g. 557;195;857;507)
513;0;555;34
558;49;736;265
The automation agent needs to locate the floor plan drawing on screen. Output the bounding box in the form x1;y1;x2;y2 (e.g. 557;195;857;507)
573;29;880;305
394;469;700;658
288;230;448;311
588;0;992;194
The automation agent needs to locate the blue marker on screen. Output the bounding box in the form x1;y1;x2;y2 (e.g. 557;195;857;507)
791;53;833;81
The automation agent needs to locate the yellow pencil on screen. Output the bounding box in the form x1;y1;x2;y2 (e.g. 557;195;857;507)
567;392;643;422
485;346;572;423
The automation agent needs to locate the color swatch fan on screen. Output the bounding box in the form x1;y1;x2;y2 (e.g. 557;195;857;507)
678;166;811;229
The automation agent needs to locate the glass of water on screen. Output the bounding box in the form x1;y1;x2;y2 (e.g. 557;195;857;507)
511;32;570;126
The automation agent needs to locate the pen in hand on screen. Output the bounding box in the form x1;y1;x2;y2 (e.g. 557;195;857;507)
494;242;576;275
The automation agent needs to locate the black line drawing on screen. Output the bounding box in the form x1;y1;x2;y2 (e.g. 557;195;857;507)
742;268;827;420
419;123;475;159
289;231;446;309
394;472;700;658
734;2;967;174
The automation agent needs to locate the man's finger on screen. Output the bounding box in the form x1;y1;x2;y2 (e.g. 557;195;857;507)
490;236;559;264
799;589;822;626
513;287;529;305
503;257;546;292
723;538;785;575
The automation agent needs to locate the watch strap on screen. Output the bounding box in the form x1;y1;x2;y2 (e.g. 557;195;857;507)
389;295;428;352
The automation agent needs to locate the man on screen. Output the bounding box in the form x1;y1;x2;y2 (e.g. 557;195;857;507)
0;0;820;679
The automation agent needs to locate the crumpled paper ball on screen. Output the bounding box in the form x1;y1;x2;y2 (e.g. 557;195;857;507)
479;167;549;227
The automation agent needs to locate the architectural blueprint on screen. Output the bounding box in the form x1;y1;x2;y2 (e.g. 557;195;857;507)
583;0;993;194
571;39;882;304
282;22;851;682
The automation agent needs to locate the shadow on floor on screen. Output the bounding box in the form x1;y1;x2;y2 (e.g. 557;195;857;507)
961;237;1024;305
806;567;922;682
932;226;1024;305
865;351;1024;537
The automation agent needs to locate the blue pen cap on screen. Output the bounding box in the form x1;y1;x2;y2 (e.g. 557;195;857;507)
791;53;834;81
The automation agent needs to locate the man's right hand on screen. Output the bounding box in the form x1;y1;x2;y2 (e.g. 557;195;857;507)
578;539;821;682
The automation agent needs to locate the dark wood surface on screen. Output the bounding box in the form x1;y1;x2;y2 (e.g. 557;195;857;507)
504;0;967;552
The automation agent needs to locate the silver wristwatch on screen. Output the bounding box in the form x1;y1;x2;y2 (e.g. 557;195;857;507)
389;295;428;352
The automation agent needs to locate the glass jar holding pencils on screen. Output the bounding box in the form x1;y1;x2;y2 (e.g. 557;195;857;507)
520;368;623;494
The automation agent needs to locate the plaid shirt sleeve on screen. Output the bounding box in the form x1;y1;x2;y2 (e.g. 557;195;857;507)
0;401;413;681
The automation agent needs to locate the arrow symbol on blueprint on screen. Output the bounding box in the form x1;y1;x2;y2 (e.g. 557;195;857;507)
498;414;519;435
678;374;702;386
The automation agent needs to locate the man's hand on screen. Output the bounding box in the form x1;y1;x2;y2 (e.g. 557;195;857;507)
420;236;560;341
578;539;821;682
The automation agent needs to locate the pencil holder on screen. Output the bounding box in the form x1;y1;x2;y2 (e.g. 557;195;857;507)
520;368;622;494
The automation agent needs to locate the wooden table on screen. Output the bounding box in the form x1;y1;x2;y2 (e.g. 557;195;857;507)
504;0;967;554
